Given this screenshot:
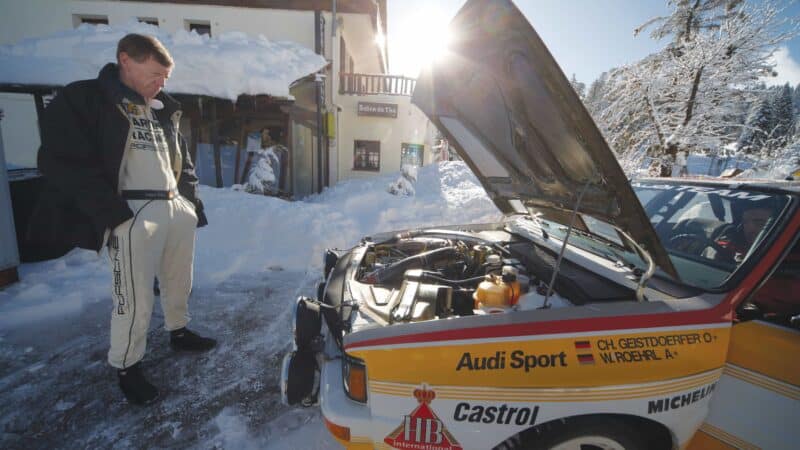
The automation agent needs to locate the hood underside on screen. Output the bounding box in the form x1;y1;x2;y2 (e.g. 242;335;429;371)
412;0;676;277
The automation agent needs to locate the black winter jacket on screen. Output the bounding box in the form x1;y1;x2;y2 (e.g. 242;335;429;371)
28;63;208;253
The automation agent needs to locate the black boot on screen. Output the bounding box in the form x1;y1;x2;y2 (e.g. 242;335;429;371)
170;327;217;352
117;362;159;405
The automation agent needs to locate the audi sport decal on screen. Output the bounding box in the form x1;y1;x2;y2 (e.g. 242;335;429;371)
351;327;730;388
455;350;568;372
384;386;463;450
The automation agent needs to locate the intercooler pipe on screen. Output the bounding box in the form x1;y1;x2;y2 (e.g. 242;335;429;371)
368;246;459;285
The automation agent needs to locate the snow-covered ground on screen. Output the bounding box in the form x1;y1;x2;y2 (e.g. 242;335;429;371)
0;162;501;449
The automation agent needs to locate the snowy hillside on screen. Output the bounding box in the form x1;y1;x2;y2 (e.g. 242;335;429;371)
0;162;500;449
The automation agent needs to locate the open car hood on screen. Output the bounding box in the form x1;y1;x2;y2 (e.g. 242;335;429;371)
412;0;677;278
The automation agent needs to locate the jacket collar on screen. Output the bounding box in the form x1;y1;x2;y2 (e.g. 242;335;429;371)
97;63;180;114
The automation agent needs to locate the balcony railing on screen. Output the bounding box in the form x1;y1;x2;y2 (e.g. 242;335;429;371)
339;73;416;96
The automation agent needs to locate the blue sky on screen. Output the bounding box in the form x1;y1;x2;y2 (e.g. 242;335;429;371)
387;0;800;87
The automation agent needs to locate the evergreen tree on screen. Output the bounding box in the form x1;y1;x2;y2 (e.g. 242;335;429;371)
792;82;800;116
772;83;795;146
585;71;609;117
569;73;586;100
738;97;775;153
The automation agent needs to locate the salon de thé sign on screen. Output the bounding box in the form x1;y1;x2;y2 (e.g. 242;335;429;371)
357;101;398;118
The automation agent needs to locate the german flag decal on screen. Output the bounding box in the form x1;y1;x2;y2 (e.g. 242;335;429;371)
574;340;591;349
575;341;595;365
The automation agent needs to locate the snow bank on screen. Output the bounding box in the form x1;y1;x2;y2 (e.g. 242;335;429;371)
0;162;500;328
195;161;501;287
0;21;327;100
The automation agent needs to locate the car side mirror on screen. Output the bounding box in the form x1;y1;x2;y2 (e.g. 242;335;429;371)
737;302;763;322
790;314;800;330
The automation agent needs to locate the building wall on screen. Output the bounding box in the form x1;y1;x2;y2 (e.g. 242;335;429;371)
0;0;420;193
0;0;316;48
335;93;434;182
0;0;319;167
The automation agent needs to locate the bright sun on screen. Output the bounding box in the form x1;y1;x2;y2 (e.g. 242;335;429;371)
390;7;453;77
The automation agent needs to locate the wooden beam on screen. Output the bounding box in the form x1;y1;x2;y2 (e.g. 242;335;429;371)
210;100;223;188
286;112;293;193
235;120;246;184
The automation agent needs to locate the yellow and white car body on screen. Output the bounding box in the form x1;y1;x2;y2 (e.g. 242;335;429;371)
687;321;800;450
281;1;800;448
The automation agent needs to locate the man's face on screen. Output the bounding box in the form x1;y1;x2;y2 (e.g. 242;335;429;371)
742;207;772;245
118;53;171;100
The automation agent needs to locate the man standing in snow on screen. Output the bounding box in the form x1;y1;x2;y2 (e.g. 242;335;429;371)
30;34;216;405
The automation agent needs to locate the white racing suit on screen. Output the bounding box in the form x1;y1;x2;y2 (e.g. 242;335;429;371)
107;98;197;369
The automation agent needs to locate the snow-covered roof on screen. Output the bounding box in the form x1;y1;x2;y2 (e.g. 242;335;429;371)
0;21;327;100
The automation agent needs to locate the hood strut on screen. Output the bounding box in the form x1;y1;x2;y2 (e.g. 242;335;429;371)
543;180;591;309
616;229;655;302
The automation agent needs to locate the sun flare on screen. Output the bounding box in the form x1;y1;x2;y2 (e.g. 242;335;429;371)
390;7;453;76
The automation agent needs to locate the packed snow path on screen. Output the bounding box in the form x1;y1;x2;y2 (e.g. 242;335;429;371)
0;162;500;449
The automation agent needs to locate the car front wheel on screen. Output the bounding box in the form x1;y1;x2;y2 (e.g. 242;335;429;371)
525;417;648;450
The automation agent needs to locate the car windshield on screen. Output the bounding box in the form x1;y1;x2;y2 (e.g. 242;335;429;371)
522;182;791;291
631;182;790;289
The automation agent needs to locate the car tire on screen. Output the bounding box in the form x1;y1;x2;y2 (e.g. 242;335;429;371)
524;417;647;450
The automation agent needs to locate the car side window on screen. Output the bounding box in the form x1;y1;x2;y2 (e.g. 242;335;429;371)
742;241;800;329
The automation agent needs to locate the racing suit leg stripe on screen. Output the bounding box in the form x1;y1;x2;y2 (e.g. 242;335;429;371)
122;200;153;369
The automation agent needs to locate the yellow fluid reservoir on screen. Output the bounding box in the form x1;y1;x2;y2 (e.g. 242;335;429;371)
473;274;512;309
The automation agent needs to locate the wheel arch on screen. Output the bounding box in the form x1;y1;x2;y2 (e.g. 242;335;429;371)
493;413;675;450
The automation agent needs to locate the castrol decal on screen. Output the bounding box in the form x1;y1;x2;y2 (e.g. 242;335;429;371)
384;386;463;450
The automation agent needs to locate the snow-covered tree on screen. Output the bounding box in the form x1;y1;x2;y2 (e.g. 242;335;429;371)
635;0;744;48
585;72;608;106
594;0;796;176
792;82;800;116
569;73;586;100
771;83;795;146
738;96;775;153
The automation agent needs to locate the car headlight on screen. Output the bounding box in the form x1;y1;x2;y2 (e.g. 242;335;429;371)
342;354;367;403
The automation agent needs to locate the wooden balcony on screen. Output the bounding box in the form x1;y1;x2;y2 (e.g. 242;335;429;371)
339;72;416;96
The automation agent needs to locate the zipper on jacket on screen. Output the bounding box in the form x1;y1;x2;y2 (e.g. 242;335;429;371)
115;104;135;194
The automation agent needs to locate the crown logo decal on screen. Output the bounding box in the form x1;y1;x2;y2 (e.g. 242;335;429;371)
413;385;436;405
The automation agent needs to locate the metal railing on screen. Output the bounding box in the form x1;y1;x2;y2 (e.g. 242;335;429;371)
339;73;416;96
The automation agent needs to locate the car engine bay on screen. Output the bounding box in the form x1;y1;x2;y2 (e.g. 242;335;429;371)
325;224;638;332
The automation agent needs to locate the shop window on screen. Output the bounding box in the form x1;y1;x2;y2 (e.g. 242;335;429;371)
354;140;380;171
73;14;108;27
138;17;158;26
401;143;424;167
186;20;211;36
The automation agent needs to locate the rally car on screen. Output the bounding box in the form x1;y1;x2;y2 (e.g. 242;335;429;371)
281;1;800;449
